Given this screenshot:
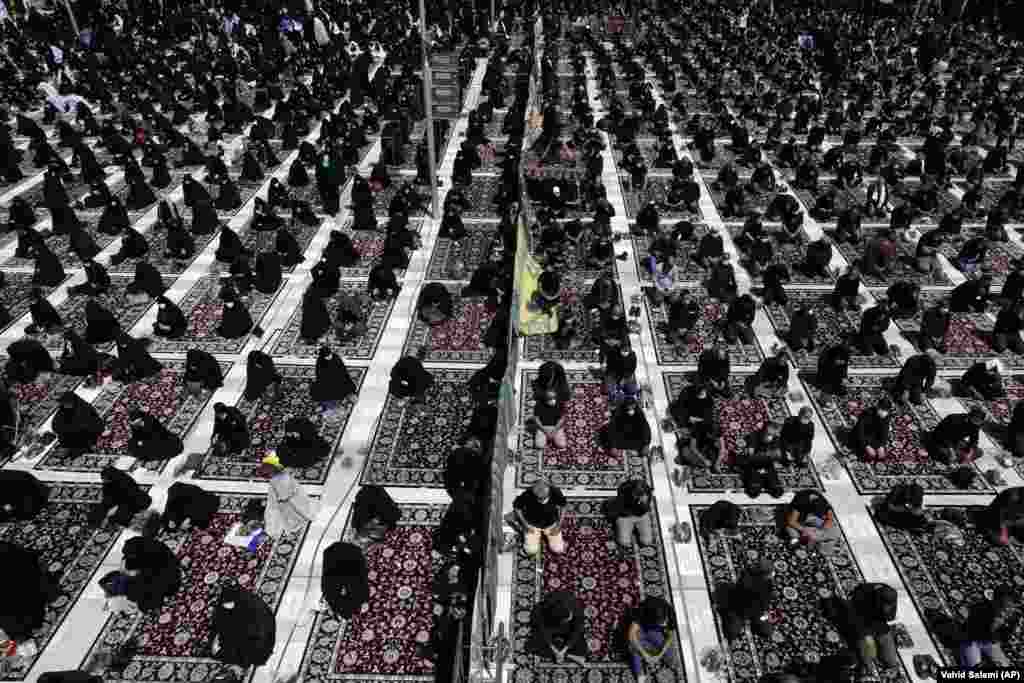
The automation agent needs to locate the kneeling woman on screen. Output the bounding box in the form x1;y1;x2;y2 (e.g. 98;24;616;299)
417;282;454;325
127;408;184;463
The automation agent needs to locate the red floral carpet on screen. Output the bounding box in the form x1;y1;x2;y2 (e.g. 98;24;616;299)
360;369;475;487
193;365;364;484
147;277;282;355
691;504;908;683
402;292;497;363
511;500;685;683
644;289;764;365
630;230;709;284
87;495;305;683
808;374;990;493
762;289;899;371
0;272;68;335
0;483;122;681
518;370;651;489
298;504;444;683
523;283;628;362
270;282;394;359
662;372;820;492
34;362;225;473
1;373;83;463
894;291;1017;370
938;229;1022;288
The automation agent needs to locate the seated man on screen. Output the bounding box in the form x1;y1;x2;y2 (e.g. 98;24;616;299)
992;300;1024;354
919;300;951;353
958;587;1016;668
850;398;893;463
749;350;789;398
782;489;840;553
723;293;756;345
836;583;901;673
513;480;567;557
444;441;486;501
626;596;676;683
981;487;1024;546
927;407;985;466
698;500;740;539
697;346;731;398
780;407;814;467
875;482;929;532
858;299;892;356
716;560;775;640
607;479;654;549
787;306;818;352
890;353;936;406
736;422;785;498
959;360;1005;400
604;397;651;458
527;591;588;664
670;383;723;470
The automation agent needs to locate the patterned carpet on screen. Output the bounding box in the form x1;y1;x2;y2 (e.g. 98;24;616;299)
630;231;709;284
45;277;161;352
426;222;500;281
360;369;476;487
808;374;990;493
104;229;218;275
402;290;498;363
690;504;909;683
762;289;899;370
297;504;444;683
872;507;1024;665
147;277;282;355
663;372;821;492
193;365;364;484
522;282;626;362
239;222;320;275
518;370;652;489
269;283;394;359
893;291;1018;371
832;229;952;287
511;499;685;683
86;496;306;683
0;483;123;681
643;289;764;366
34;362;225;473
937;229;1022;288
7;371;84;440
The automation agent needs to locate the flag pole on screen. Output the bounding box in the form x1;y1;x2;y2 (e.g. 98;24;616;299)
419;0;440;218
62;0;80;41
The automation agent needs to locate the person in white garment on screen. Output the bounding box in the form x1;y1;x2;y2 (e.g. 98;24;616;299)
260;452;315;538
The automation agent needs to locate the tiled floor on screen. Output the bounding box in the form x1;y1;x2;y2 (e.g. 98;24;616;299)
2;33;1023;683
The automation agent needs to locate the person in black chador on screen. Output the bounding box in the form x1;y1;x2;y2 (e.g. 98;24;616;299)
389;354;435;404
153;296;187;338
300;287;331;342
26;288;63;335
58;329;108;379
254;251;282;294
51;391;104;458
276;417;330;468
276;226;305;268
108;225;149;265
0;470;49;522
162;482;220;531
352;484;401;541
321;542;369;618
0;540;59;642
184;348;223;395
243;350;283;402
218;286;256;339
215;224;247;264
118;535;181;611
127;408;184;463
6;338;55;384
85;298;121;345
126;261;166;304
111;332;163;382
32;243;66;287
211;402;250;456
310;346;358;406
211;581;276;667
70;257;111;296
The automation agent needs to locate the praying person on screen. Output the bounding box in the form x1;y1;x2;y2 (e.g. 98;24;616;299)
260;454;315;538
88;465;152;528
162;482;220;531
527;591;588;664
513;480;566;557
321;542;370;619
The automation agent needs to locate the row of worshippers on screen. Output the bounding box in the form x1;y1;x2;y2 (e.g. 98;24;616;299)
0;461;318;669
